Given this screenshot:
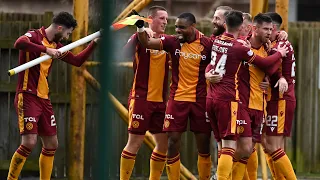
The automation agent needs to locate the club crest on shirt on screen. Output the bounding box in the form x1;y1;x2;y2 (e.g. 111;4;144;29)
237;126;244;134
26;122;33;130
164;120;170;128
132;121;139;128
197;44;204;51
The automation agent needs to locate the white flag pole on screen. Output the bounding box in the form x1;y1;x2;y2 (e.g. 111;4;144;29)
8;30;101;76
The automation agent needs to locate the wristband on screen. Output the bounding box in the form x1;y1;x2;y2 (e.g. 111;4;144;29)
137;27;145;33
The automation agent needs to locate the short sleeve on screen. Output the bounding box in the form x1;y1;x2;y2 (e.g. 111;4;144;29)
160;35;176;53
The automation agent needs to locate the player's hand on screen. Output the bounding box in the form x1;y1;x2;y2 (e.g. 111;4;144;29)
93;38;100;44
237;39;251;49
144;28;155;38
276;45;288;57
135;19;144;28
275;77;288;94
265;40;272;52
259;81;269;92
46;48;61;59
168;59;172;68
205;69;222;84
277;30;288;41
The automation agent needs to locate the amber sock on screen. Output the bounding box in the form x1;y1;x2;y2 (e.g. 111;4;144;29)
120;150;137;180
7;145;31;180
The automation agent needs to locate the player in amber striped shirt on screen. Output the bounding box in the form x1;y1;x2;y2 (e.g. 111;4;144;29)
205;11;288;180
234;13;283;179
119;6;170;180
8;12;98;180
137;12;213;180
262;12;297;180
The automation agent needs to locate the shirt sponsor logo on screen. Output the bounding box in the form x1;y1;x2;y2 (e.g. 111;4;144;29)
24;117;36;122
132;114;144;120
165;114;174;120
175;49;206;60
146;48;166;55
236;119;247;125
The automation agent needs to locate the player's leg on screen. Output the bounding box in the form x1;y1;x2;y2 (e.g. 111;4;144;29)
207;98;221;180
120;99;150;180
194;132;211;180
231;106;253;180
163;100;189;180
8;93;41;180
218;139;237;180
264;100;296;180
191;100;212;180
166;132;183;180
149;103;168;180
214;101;239;180
245;145;258;180
150;133;168;180
246;109;264;180
121;133;145;180
232;137;252;180
39;135;58;179
261;133;277;179
38;98;58;180
8;134;37;180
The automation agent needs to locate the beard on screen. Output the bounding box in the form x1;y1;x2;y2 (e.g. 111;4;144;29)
53;33;63;42
176;34;186;43
212;23;225;36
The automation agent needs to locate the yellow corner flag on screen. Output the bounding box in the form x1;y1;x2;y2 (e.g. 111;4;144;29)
111;15;152;31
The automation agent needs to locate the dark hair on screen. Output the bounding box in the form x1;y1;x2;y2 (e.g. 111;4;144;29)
243;13;252;22
148;6;167;17
253;13;272;25
216;6;233;11
52;12;77;29
264;12;282;28
225;10;243;31
177;12;196;25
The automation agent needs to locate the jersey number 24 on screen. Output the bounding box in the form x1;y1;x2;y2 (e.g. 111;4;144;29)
211;51;227;76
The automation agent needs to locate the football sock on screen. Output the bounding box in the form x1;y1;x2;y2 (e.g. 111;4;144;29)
39;148;56;180
120;150;136;180
7;145;31;180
